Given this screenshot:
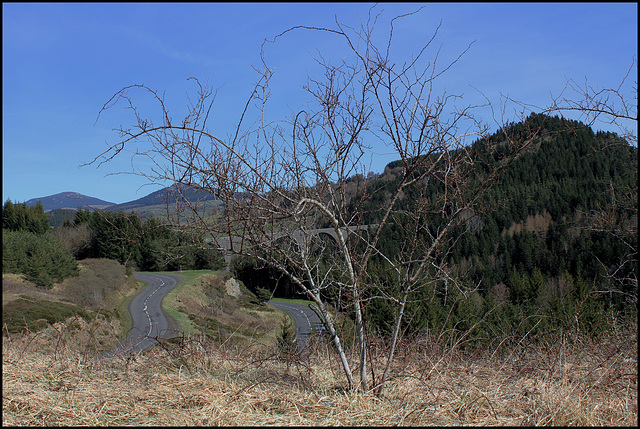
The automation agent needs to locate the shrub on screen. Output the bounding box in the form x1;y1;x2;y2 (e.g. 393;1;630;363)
276;315;297;358
255;287;272;304
51;223;94;259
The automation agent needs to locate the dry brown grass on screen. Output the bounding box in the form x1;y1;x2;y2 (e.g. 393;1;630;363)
3;317;637;426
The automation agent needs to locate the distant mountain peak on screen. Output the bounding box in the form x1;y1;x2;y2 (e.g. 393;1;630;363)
25;192;115;212
106;183;220;212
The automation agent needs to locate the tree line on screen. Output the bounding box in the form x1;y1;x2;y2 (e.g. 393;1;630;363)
69;208;225;271
2;202;226;288
3;200;78;287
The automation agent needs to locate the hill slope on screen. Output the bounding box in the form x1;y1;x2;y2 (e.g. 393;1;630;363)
106;183;220;211
22;185;222;223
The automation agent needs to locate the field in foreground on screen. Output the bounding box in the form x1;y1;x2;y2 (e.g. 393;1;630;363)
2;318;637;426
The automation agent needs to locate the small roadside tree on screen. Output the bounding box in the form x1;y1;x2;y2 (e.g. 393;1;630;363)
277;315;298;366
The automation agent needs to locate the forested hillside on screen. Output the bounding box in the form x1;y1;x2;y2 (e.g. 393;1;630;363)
454;115;636;293
352;114;637;339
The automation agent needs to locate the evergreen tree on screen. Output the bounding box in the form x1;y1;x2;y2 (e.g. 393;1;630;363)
277;316;297;362
3;199;50;234
74;206;91;225
2;199;16;230
30;201;50;234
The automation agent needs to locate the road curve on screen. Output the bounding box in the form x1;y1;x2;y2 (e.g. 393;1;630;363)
99;272;183;359
268;300;325;350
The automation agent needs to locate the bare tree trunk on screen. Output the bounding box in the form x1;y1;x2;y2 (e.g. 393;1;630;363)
376;283;409;395
353;289;368;390
309;289;356;390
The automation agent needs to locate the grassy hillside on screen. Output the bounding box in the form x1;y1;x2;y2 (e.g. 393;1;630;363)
105;183;223;222
2;264;287;352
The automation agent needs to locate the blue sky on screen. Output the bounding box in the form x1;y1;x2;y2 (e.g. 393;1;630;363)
3;3;637;205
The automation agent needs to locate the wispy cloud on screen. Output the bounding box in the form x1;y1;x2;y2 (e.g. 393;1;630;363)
120;26;220;69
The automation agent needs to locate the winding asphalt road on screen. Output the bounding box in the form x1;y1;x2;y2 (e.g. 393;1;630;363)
268;300;326;350
99;272;183;359
99;272;324;359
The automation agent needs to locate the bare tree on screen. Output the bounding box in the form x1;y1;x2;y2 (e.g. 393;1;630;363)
91;8;540;391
